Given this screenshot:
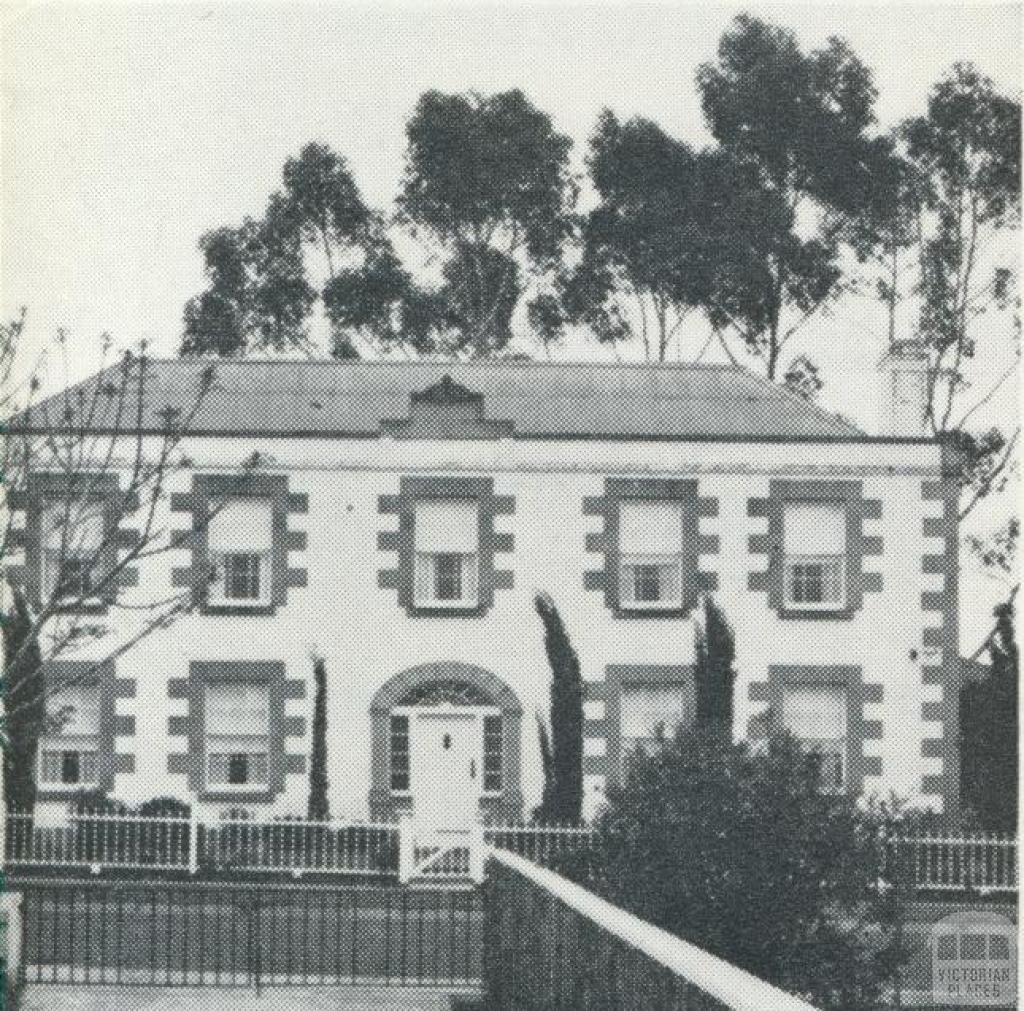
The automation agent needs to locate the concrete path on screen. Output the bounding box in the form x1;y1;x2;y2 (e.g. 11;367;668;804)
21;984;479;1010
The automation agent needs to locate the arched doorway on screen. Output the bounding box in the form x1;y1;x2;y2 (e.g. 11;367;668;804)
369;662;523;824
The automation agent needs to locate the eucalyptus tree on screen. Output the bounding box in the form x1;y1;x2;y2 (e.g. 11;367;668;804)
694;14;893;380
895;64;1020;518
535;112;717;361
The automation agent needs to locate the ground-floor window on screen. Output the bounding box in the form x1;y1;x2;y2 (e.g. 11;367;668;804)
620;683;689;776
205;682;270;789
780;684;847;791
39;683;101;788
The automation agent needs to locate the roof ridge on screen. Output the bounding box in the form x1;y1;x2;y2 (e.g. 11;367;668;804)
138;357;743;372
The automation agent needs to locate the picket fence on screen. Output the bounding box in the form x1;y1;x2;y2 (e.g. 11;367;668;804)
3;809;593;881
4;810;1016;894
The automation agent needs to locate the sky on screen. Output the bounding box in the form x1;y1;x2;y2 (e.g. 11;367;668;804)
2;0;1021;644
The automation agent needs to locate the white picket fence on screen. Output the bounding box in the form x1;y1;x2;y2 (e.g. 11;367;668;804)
3;808;594;881
887;831;1018;894
6;809;1015;894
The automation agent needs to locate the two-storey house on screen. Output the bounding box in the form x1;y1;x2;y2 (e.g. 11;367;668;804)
8;358;962;824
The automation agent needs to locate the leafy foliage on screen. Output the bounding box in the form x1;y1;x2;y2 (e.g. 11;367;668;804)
960;600;1018;833
184;93;574;359
876;65;1021;514
694;15;892;378
575;730;900;1010
400;90;574;264
533;592;584;824
542;113;720;359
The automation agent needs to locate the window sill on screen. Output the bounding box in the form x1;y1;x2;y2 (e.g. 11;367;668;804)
199;789;277;803
413;598;480;610
408;602;485;618
777;604;853;621
615;602;690;619
201;602;277;617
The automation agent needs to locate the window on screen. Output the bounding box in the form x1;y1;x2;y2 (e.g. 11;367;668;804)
205;683;270;789
414;500;479;607
782;503;846;610
781;685;847;791
390;715;410;792
620;684;688;773
39;684;101;787
483;715;503;793
41;502;105;602
208;499;273;606
618;502;684;609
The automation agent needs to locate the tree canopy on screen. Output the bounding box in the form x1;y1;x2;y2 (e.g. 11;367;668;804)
693;14;894;379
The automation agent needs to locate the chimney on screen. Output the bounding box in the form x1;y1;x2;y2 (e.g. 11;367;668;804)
877;339;931;437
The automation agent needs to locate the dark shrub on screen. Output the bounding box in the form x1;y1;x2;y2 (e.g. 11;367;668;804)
572;729;902;1011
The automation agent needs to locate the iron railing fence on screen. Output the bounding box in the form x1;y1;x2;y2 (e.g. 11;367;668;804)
884;831;1018;894
17;877;483;990
482;848;818;1011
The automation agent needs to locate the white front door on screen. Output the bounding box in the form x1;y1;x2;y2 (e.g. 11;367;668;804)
410;709;482;828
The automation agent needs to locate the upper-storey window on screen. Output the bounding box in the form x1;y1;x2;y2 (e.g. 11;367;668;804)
781;684;847;791
618;501;684;610
205;682;270;790
782;502;846;611
41;502;105;603
39;683;101;788
208;498;274;607
414;500;480;608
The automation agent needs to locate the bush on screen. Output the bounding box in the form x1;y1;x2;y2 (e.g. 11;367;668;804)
571;729;902;1011
137;797;192;865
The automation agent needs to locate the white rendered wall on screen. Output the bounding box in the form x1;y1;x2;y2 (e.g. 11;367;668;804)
24;434;949;821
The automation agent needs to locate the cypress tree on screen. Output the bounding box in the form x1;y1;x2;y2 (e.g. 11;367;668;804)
2;587;46;813
693;597;737;740
534;592;584;824
307;654;330;822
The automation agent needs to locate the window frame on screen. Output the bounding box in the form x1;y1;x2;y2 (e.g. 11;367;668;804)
749;665;883;798
171;661;305;804
378;477;514;619
748;480;882;622
170;474;307;618
602;665;696;789
209;549;273;607
36;660;129;800
584;479;716;620
13;473;137;616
